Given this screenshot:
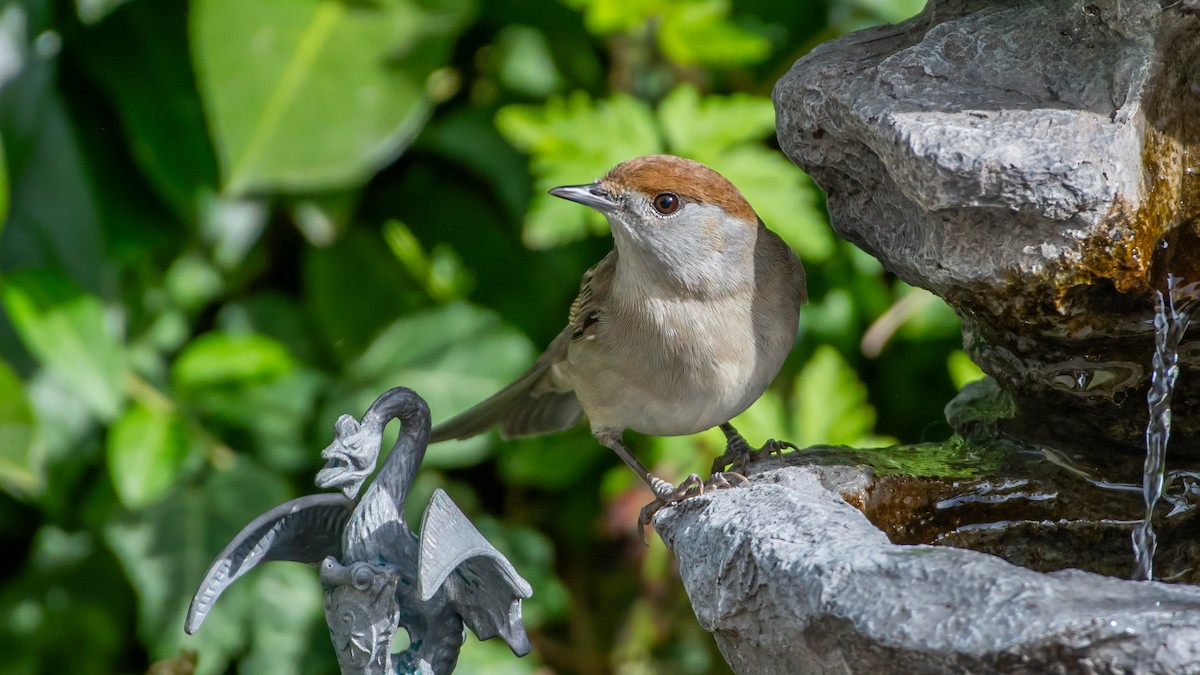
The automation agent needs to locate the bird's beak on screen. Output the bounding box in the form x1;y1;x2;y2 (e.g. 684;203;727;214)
549;183;618;213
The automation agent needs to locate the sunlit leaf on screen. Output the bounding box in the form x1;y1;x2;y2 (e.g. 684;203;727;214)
0;357;39;496
948;350;987;390
106;403;192;509
563;0;768;66
1;270;125;420
657;0;770;66
191;0;475;195
494;25;562;97
339;302;535;468
793;345;895;447
173;331;295;392
559;0;668;33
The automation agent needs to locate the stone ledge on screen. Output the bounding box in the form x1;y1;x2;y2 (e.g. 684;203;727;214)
655;462;1200;674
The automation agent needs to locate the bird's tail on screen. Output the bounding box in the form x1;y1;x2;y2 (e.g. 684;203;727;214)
430;333;583;442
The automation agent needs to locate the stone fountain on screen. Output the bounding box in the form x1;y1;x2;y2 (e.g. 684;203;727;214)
654;1;1200;672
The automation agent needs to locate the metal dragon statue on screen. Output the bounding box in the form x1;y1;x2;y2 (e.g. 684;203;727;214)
185;387;533;674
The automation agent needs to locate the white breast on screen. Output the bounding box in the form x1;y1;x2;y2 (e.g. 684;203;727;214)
569;290;796;437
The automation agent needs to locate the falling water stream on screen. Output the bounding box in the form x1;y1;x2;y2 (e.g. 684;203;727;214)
1132;277;1190;581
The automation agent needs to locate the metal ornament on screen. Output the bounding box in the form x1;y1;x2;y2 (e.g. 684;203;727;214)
185;387;533;674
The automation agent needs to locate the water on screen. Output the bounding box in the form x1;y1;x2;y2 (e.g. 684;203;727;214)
1132;278;1190;581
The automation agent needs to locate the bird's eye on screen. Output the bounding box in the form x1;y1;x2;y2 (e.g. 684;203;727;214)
651;192;680;215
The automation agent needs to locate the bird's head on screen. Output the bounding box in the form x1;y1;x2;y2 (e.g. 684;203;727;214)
550;155;762;294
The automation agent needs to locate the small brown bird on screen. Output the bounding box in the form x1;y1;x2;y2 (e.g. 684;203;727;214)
432;155;806;533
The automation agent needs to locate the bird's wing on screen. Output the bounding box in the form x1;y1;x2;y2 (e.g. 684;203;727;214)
428;325;582;441
567;249;617;341
429;253;621;442
418;489;533;656
185;493;355;634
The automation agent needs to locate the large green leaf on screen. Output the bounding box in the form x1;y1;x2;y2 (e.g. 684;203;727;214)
172;331;323;471
0;357;39;496
106;403;192;509
1;270;125;420
792;345;894;447
337;302;535;468
172;331;296;392
190;0;475;195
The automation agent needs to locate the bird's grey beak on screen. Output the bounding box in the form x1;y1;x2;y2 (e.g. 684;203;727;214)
549;183;618;213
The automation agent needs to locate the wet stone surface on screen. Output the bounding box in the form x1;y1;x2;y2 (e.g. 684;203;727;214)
655;450;1200;674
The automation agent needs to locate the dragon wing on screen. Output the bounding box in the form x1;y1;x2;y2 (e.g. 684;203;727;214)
417;489;533;656
185;492;355;634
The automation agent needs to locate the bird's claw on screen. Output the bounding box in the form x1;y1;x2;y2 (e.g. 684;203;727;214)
710;436;800;476
637;471;748;544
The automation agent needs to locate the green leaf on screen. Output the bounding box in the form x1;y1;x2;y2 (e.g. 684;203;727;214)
0;33;108;292
104;456;295;672
190;0;475;195
948;350;986;390
74;0;219;217
563;0;768;66
0;357;39;496
657;0;770;66
793;345;895;447
496;92;661;248
172;331;295;392
1;270;125;420
339;302;535;468
106;403;192;509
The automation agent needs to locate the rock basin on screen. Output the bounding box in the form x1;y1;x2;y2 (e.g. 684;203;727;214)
655;441;1200;673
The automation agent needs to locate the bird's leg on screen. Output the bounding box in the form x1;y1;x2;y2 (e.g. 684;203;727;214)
710;422;799;476
595;430;746;542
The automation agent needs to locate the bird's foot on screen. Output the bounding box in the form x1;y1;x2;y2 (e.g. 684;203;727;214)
637;472;749;543
711;424;799;476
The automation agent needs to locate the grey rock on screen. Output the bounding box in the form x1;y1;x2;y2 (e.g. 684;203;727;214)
655;463;1200;674
773;0;1200;454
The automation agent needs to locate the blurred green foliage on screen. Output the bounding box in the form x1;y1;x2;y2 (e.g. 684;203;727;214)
0;0;968;673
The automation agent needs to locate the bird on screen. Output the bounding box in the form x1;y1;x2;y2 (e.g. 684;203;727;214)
431;154;807;535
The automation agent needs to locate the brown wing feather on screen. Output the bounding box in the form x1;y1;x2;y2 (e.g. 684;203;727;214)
431;252;617;442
